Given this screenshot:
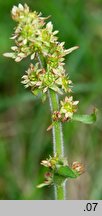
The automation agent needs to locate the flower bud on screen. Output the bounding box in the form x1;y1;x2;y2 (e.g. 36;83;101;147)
72;161;85;175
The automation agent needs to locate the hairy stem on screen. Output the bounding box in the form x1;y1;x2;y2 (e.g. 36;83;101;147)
54;182;66;200
48;89;65;200
37;54;65;200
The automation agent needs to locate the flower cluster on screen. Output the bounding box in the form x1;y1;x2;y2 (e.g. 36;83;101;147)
41;156;84;175
60;96;79;120
4;4;46;62
37;172;53;188
37;156;84;188
41;155;68;169
4;3;78;98
21;63;72;100
52;96;79;123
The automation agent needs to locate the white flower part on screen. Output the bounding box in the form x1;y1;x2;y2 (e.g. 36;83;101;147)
60;42;65;47
60;107;66;114
24;4;29;13
21;79;29;84
38;12;42;17
68;80;72;84
53;30;59;35
43;87;48;93
53;68;62;76
64;46;79;55
65;112;73;118
41;160;51;167
18;4;24;11
20;15;24;19
36;81;42;86
11;6;18;15
11;46;18;51
76;166;81;172
73;101;79;105
22;75;28;79
23;39;27;45
31;53;35;60
10;35;18;40
15;57;22;62
24;84;29;88
46;21;53;32
3;52;14;58
18;53;26;58
67;96;73;102
55;77;62;85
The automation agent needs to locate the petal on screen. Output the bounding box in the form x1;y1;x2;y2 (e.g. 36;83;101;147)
64;46;79;55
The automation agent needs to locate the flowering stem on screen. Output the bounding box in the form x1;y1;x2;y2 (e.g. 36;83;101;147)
48;89;65;200
36;52;65;199
4;4;88;201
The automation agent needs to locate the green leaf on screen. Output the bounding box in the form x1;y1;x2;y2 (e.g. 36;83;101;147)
72;111;97;124
55;165;78;178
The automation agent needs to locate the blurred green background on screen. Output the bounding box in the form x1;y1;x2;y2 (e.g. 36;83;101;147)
0;0;102;200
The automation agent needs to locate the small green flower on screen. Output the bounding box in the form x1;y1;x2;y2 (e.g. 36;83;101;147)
51;96;79;123
21;63;42;89
60;96;79;120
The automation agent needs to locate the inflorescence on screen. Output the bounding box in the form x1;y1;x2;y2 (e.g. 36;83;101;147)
4;3;79;115
4;4;86;189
